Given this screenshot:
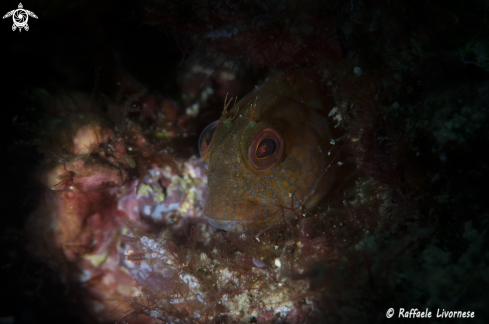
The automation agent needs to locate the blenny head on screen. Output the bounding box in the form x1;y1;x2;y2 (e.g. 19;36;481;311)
199;73;336;232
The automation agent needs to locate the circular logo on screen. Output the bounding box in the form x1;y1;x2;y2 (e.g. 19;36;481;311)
386;308;395;318
14;10;27;26
15;11;26;22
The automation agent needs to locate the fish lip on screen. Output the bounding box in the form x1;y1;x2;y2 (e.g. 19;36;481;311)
206;218;253;232
204;199;280;232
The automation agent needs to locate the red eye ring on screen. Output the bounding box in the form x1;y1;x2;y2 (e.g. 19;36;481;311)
248;127;283;170
199;120;219;158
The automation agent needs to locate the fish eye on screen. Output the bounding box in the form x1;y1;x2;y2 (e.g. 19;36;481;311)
199;120;219;157
248;127;283;170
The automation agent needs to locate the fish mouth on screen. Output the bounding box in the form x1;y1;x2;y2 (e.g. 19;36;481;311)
204;199;280;232
206;218;253;232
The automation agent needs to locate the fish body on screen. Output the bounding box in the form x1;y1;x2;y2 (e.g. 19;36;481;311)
201;73;336;232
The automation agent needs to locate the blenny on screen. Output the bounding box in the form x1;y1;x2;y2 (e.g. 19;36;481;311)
199;72;337;232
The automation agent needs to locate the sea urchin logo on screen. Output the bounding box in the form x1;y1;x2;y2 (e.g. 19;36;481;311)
3;3;37;32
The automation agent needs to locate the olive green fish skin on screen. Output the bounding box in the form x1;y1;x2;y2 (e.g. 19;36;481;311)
203;73;336;232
